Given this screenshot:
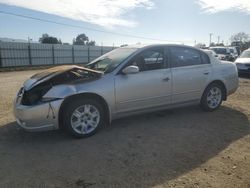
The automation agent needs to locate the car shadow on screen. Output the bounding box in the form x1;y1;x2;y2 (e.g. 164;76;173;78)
0;105;249;187
239;73;250;79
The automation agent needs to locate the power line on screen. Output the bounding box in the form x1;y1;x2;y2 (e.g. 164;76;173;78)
0;10;191;43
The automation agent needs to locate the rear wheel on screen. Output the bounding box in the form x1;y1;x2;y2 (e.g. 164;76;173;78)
200;83;224;111
62;98;104;138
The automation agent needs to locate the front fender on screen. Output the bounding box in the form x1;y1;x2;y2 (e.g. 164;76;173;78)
43;85;77;99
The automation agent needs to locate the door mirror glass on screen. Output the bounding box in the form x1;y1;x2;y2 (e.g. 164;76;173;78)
122;65;139;74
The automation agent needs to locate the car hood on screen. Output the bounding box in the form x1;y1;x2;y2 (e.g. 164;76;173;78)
221;60;234;64
235;58;250;64
23;65;103;91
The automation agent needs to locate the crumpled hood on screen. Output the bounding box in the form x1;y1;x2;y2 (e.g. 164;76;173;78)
23;65;103;91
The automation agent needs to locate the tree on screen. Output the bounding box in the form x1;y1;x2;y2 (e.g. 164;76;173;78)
216;43;224;46
39;33;49;43
41;37;60;44
39;33;61;44
209;42;226;47
86;40;96;46
195;43;206;49
209;42;216;47
74;33;89;45
230;32;250;51
230;32;250;43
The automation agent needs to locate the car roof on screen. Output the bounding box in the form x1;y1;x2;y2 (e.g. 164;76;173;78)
210;46;228;49
121;44;202;51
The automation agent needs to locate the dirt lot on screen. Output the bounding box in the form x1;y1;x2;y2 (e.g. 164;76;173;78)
0;70;250;188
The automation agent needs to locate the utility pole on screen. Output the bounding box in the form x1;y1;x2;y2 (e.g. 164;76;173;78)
28;37;32;44
27;37;32;65
209;33;213;46
217;36;220;44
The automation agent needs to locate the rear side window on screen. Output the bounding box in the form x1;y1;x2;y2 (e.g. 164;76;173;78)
170;47;202;67
201;52;210;64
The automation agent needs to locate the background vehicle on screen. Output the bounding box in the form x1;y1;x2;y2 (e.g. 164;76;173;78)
229;47;239;60
14;44;239;138
203;49;218;58
210;46;234;61
234;48;250;74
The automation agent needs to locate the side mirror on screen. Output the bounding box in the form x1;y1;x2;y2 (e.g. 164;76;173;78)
122;65;139;74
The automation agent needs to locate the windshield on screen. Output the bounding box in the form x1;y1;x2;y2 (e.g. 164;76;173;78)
86;48;137;73
240;51;250;58
211;48;228;55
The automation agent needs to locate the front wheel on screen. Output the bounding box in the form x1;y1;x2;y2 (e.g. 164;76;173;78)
200;83;224;111
62;98;104;138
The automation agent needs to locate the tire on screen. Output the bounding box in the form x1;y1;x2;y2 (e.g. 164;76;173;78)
62;98;105;138
200;83;224;111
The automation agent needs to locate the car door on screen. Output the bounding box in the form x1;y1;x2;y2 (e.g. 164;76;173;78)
169;46;211;104
114;47;172;113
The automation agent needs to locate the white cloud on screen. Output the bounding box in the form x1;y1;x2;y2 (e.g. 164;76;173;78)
0;0;154;27
197;0;250;14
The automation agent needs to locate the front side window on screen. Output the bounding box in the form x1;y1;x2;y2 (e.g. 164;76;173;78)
129;48;165;71
170;47;202;67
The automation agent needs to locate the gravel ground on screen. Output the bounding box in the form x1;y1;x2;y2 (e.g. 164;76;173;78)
0;70;249;188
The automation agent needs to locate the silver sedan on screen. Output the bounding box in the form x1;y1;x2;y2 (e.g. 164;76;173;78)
14;44;239;138
234;48;250;74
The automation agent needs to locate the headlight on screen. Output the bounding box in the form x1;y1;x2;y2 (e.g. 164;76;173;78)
21;85;52;105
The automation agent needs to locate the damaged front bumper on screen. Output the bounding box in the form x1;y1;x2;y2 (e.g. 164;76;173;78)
13;94;63;132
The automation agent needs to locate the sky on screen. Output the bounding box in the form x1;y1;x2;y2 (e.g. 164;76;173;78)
0;0;250;46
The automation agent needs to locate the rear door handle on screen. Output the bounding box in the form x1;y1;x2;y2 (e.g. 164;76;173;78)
203;72;209;75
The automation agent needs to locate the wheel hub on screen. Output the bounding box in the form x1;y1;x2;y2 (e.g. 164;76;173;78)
206;87;222;109
70;104;100;135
